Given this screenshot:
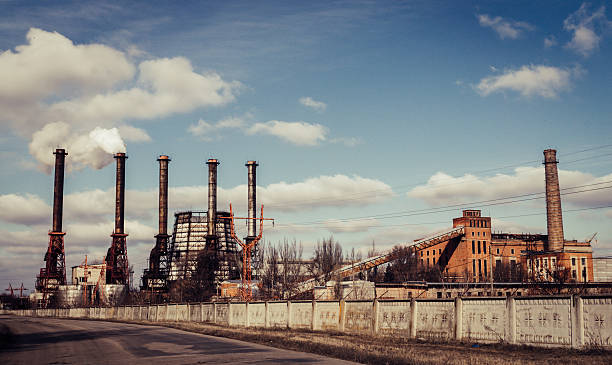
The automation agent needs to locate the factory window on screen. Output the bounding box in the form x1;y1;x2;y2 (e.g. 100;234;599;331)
472;241;475;254
439;249;441;255
478;241;481;254
581;258;586;266
582;268;587;281
437;292;442;298
427;258;429;265
478;259;482;275
496;259;501;268
482;232;486;237
484;259;487;276
551;258;556;267
477;231;480;236
572;257;576;266
572;270;577;279
421;251;423;257
472;260;476;275
483;243;486;254
427;250;430;256
511;249;515;255
497;248;500;254
433;257;436;264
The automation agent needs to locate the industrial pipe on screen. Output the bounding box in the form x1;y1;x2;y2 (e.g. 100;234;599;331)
52;149;67;233
543;149;564;252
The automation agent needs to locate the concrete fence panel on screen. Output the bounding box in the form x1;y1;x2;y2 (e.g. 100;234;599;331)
189;304;201;322
416;300;454;340
582;296;612;347
158;305;167;321
289;301;313;330
148;305;157;321
229;303;247;327
314;301;340;331
201;303;214;323
166;304;177;321
177;304;189;322
268;302;288;328
462;298;507;342
215;303;229;326
378;300;411;334
515;297;571;346
344;301;373;333
248;302;266;327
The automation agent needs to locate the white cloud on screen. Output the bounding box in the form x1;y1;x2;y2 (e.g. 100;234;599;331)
564;3;610;57
0;28;134;107
0;28;240;169
299;96;327;112
188;115;249;141
247;120;328;146
117;125;152;142
544;35;557;48
475;65;575;98
477;14;534;39
408;166;612;208
0;193;49;226
29;122;126;171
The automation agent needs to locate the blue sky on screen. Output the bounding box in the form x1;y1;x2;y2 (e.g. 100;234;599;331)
1;1;611;294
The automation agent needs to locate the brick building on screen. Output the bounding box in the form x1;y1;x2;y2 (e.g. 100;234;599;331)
412;149;595;283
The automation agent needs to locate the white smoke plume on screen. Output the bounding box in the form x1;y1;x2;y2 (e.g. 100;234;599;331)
29;121;126;172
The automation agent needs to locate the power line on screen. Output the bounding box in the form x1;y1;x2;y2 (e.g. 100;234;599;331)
264;144;612;210
274;181;612;227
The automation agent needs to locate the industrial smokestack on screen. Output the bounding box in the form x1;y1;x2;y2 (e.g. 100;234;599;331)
207;159;219;239
157;155;170;236
114;153;127;234
246;161;258;239
52;149;67;233
544;149;564;251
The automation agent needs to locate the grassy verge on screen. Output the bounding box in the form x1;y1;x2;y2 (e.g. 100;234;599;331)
112;319;611;365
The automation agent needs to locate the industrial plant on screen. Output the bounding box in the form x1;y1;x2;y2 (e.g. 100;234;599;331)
26;147;610;308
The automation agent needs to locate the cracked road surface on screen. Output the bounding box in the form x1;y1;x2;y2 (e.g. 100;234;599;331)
0;316;357;364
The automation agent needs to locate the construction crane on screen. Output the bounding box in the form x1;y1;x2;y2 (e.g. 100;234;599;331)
586;233;598;244
224;204;274;301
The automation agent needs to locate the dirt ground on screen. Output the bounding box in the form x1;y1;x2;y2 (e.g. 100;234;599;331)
113;319;611;365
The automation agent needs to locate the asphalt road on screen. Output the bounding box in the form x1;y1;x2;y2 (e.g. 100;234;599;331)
0;315;357;364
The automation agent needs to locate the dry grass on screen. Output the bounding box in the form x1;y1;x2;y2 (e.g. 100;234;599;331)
111;319;612;365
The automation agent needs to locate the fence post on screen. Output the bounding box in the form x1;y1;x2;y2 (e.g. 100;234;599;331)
228;302;234;326
213;302;218;324
572;295;584;348
339;300;346;332
287;301;292;329
264;301;270;328
410;299;418;338
506;296;516;344
311;300;317;331
373;299;379;335
454;297;463;341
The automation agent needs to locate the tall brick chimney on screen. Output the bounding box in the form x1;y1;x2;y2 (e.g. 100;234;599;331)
544;149;564;252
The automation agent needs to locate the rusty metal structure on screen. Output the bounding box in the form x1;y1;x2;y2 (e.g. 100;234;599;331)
35;149;68;307
165;159;239;284
105;153;129;285
142;155;171;292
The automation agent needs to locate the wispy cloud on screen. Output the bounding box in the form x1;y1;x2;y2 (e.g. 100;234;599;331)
475;64;578;98
563;3;611;57
299;96;327;112
477;14;534;39
247;120;328;146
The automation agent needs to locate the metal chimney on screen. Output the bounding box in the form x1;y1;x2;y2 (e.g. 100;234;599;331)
246;161;258;239
207;159;219;239
544;149;564;252
52;149;67;233
114;153;127;234
157;155;170;237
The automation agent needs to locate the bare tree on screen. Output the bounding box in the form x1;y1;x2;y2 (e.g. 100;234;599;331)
311;236;343;283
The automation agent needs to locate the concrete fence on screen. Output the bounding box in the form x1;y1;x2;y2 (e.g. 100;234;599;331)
5;295;612;349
